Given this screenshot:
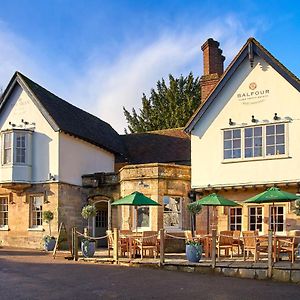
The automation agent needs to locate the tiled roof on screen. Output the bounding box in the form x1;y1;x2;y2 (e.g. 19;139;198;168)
121;128;190;165
1;72;126;156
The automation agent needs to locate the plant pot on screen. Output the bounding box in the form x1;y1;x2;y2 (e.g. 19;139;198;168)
186;243;202;262
44;238;56;251
81;240;96;258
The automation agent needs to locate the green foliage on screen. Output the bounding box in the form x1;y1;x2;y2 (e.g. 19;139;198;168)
123;72;201;133
43;210;54;223
294;199;300;216
187;202;202;215
81;205;97;220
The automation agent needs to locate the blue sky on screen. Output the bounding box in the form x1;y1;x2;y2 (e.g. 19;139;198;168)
0;1;299;132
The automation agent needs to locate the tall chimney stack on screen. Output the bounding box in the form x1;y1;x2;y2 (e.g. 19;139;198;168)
200;38;225;102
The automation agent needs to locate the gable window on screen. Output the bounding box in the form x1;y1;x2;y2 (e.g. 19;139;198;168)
266;124;285;156
0;197;8;228
248;206;263;232
223;129;241;159
30;195;43;228
270;206;284;232
229;207;242;231
163;196;182;229
3;132;12;164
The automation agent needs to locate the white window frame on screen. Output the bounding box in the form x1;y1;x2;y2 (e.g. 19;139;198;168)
222;122;288;163
228;207;242;231
15;132;26;164
223;128;241;160
163;195;183;230
269;205;285;234
0;196;8;229
248;206;263;233
29;195;44;229
2;132;12;165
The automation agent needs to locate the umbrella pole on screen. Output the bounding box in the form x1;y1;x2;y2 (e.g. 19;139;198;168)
207;207;210;234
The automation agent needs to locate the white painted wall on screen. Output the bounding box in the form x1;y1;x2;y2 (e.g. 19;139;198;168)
191;56;300;188
0;84;59;183
59;132;114;186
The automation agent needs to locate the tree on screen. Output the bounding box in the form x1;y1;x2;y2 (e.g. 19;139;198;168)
123;72;201;133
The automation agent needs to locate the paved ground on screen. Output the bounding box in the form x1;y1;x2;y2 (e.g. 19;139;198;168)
0;248;299;300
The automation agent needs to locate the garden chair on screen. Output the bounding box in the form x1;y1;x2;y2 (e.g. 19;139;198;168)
277;233;297;263
216;231;233;259
106;230;129;257
232;230;243;256
242;231;267;262
135;231;159;259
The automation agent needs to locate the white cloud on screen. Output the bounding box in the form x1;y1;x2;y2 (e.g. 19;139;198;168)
0;15;258;133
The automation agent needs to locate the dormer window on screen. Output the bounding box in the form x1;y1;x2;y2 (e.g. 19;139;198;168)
1;130;32;166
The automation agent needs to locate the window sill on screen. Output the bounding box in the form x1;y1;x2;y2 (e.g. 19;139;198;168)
222;155;291;164
0;226;9;231
27;227;44;232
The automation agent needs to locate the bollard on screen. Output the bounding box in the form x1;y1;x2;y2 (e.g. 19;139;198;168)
74;227;78;261
159;229;165;266
211;229;217;269
267;230;273;278
113;228;119;264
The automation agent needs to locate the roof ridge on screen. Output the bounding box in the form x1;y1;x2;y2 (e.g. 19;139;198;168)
122;127;185;136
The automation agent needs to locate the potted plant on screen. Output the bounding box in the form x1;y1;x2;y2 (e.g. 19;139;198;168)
42;210;56;251
81;204;97;258
185;240;203;262
186;202;203;262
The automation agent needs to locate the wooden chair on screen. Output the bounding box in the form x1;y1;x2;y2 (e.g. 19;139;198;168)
217;231;233;259
106;230;129;257
232;230;243;256
135;231;159;259
277;236;296;263
242;231;267;262
106;230;114;257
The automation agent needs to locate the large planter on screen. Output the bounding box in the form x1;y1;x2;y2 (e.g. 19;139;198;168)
186;243;202;263
44;237;56;251
81;240;96;258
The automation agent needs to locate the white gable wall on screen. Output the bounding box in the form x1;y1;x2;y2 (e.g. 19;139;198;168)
59;132;114;186
0;83;59;182
191;56;300;188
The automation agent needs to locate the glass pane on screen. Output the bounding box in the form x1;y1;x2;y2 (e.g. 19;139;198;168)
266;146;275;156
233;129;241;138
254;147;262;157
237;208;242;215
277;224;284;232
276;135;284;144
266;135;275;145
224;140;232;149
224;130;232;140
278;207;284;214
245;148;253;158
245;138;252;147
276;145;285;155
236;217;242;223
257;207;262;215
254;137;262;147
245;128;253;138
224;150;232;159
276;124;284;134
266;125;274;135
254;127;262;136
233;149;241;158
233;140;241;148
249;207;255;215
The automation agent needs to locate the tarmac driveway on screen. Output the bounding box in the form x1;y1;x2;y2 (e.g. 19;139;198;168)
0;248;299;300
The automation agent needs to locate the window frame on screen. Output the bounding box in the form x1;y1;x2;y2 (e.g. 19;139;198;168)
248;206;263;233
0;196;9;229
222;122;288;163
269;205;285;233
228;207;242;231
29;195;44;229
134;206;151;231
163;195;183;230
15;132;26;164
2;132;12;165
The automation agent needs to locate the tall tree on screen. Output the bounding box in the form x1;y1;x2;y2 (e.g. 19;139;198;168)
123;72;201;133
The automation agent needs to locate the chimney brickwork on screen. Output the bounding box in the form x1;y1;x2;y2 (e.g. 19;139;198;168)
200;38;225;102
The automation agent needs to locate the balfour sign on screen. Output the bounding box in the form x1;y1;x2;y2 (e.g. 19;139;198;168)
237;82;270;104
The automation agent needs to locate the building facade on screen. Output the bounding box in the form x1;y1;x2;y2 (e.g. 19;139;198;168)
186;38;300;235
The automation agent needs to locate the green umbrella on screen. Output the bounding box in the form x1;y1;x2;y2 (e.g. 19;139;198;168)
188;193;239;231
112;192;160;231
244;187;300;233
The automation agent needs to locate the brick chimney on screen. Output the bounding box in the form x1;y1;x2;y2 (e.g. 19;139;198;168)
200;38;225;102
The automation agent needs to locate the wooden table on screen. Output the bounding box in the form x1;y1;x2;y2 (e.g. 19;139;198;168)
120;232;142;259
